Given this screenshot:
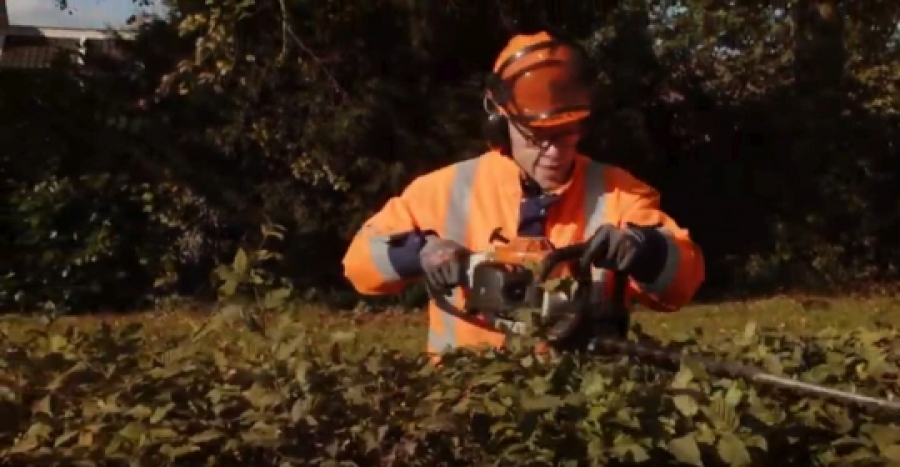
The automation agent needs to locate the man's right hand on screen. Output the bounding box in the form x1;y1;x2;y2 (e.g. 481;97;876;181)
419;236;470;293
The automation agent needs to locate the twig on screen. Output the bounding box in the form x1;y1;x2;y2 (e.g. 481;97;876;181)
284;27;350;104
276;0;290;62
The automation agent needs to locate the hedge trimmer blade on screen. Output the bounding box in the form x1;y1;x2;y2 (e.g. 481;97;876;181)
589;337;900;413
536;240;900;414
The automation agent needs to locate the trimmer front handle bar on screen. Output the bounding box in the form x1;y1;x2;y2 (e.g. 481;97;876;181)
536;241;630;349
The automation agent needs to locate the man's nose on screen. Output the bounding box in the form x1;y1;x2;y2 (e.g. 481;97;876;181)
540;143;560;157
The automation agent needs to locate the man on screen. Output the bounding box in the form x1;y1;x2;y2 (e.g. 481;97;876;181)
342;31;705;355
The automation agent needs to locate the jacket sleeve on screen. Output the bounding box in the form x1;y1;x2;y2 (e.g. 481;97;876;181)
616;174;705;312
342;177;437;295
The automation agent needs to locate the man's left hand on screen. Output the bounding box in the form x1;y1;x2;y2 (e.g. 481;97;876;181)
579;224;666;283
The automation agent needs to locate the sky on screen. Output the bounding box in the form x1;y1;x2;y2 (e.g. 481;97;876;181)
7;0;898;48
7;0;167;29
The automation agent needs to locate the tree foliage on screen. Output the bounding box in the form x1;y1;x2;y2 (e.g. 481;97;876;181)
2;0;899;311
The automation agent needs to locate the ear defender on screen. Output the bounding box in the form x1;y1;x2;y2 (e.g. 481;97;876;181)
482;112;511;154
482;72;512;154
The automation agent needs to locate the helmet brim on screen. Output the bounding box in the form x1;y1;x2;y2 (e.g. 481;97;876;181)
510;107;590;129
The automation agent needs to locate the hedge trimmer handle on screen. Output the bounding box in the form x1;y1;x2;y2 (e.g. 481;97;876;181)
536;242;631;350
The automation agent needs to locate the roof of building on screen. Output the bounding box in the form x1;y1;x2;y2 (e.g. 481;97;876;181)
0;26;134;70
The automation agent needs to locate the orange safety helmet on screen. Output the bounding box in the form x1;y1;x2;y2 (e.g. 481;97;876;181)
485;31;594;129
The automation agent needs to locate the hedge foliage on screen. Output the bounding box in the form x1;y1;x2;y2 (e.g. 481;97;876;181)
2;312;900;465
2;0;900;311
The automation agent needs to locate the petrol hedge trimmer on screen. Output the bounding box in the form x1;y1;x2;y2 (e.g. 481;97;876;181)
457;230;900;414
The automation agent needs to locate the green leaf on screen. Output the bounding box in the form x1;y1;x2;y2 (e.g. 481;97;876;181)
519;394;563;412
190;430;225;444
743;321;757;341
233;248;248;274
717;433;752;466
150;402;175;423
148;428;179;441
7;436;40;454
219;279;238;297
864;424;900;452
263;288;291;309
612;442;650;463
673;394;699;417
668;435;703;466
671;365;694;389
882;444;900;462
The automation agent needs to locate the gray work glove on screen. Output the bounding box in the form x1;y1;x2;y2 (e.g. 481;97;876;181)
419;236;470;294
579;223;667;283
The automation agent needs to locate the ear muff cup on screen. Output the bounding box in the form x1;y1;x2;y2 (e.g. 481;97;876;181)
483;110;511;153
483;72;511;153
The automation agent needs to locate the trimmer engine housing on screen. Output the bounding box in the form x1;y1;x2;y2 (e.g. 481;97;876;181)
461;234;580;339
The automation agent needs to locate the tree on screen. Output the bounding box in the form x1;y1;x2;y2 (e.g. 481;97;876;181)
14;0;900;312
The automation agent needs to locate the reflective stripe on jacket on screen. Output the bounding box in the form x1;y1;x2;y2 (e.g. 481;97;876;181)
341;151;705;355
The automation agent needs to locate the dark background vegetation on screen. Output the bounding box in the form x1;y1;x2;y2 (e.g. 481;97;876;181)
2;0;899;313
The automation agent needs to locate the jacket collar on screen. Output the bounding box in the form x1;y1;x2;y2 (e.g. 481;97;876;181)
483;150;587;198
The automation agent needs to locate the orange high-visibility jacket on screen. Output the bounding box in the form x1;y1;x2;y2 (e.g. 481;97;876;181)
342;151;705;354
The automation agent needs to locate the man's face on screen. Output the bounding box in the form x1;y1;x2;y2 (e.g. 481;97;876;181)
507;119;583;190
